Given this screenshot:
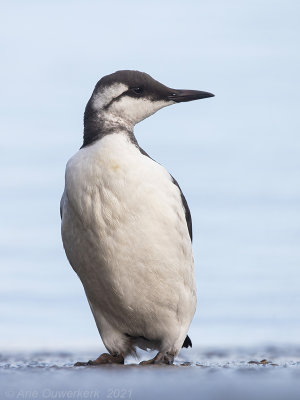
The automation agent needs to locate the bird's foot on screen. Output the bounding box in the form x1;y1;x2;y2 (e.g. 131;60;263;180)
74;353;124;366
139;351;174;366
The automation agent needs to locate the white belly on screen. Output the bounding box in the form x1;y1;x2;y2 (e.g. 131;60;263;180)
61;133;196;353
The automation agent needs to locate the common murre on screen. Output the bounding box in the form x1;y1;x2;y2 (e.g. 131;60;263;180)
60;70;214;365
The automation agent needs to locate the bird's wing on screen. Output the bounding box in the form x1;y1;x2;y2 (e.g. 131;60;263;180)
60;191;65;219
138;147;193;242
170;175;192;242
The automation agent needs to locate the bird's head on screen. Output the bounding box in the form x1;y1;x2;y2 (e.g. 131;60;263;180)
83;70;214;146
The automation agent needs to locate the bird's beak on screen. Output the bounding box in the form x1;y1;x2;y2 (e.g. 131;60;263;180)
168;89;214;103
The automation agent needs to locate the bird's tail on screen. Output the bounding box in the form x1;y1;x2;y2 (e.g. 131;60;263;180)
182;335;192;348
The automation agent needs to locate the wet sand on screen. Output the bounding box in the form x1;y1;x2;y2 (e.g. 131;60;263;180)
1;347;300;400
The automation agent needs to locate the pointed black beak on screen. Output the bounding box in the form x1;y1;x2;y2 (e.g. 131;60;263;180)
168;89;214;103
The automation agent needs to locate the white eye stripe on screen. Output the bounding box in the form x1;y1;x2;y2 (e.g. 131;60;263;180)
92;83;128;110
103;90;130;110
90;82;173;128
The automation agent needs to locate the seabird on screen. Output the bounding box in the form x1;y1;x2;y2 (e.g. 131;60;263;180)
60;70;214;365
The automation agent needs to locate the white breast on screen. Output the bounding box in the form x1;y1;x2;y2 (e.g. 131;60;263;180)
61;133;196;352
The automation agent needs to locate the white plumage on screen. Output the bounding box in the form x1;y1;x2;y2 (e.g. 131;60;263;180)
60;70;213;365
61;133;195;356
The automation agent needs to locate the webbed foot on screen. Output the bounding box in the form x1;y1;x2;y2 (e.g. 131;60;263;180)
139;352;174;365
74;353;124;366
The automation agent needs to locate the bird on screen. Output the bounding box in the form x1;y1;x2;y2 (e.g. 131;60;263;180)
60;70;214;366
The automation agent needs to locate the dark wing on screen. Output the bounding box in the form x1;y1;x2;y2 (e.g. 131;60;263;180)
60;192;65;219
138;146;193;349
172;178;193;348
170;175;193;242
138;146;193;242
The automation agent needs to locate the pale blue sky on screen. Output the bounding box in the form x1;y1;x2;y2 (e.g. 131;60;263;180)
1;1;300;350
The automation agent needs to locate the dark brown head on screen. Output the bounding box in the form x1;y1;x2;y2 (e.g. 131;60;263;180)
83;70;214;147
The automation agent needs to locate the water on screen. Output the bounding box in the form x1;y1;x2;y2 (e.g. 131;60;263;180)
2;122;299;350
1;347;300;400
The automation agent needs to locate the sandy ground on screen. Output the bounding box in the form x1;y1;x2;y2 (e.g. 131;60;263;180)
1;347;300;400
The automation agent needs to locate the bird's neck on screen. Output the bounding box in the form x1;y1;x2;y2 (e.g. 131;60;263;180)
82;102;136;148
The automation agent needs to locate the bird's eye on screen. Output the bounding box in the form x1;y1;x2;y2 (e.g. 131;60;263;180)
132;87;143;95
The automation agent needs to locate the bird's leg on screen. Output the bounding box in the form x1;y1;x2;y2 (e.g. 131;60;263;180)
74;352;124;366
139;351;174;365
